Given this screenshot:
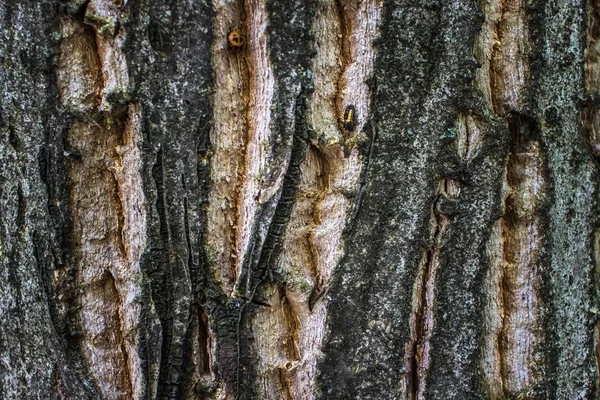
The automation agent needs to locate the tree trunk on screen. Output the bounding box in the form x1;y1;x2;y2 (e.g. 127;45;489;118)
1;0;598;399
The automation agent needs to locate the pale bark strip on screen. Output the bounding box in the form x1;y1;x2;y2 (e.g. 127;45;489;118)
206;0;248;294
236;0;275;295
404;203;450;400
489;0;528;114
57;6;146;398
481;219;506;398
499;137;544;396
475;0;528;114
250;0;381;398
475;0;548;396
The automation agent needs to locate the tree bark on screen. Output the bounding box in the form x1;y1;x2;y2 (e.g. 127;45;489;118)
0;0;598;399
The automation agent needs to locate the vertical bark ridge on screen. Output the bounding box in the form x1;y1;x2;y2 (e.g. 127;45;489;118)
233;0;276;297
318;0;487;397
489;0;528;114
530;1;598;397
207;0;249;295
56;2;147;397
406;110;485;400
474;0;550;396
584;0;600;396
4;0;600;399
498;115;545;397
246;1;382;398
0;2;95;397
230;0;316;397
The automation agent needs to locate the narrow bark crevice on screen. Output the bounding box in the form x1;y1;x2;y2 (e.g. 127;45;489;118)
234;92;309;398
251;99;309;287
181;305;214;399
106;268;134;400
333;0;350;132
586;0;600;93
582;106;600;160
280;287;301;362
475;0;528;114
405;182;452;400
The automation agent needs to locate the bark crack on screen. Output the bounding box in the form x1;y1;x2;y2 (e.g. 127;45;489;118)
406;184;451;400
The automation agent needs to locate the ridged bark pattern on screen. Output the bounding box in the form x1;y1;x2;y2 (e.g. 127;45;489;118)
0;0;598;399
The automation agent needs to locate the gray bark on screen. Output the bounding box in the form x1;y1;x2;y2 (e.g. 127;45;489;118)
0;0;598;399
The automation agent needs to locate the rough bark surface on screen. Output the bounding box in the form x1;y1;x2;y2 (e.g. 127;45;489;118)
0;0;598;399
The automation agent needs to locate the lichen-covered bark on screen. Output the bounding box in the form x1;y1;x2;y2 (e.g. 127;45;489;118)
0;0;598;399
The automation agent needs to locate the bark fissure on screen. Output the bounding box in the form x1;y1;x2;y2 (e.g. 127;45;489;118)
406;184;452;400
489;0;528;114
233;0;276;297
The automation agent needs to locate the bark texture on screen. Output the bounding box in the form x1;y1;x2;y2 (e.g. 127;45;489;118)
0;0;598;399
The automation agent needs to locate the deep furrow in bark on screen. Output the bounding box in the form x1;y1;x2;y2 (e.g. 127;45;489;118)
489;0;528;114
241;91;309;399
404;112;473;399
405;189;451;400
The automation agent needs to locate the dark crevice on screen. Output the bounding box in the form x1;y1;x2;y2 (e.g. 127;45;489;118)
582;106;600;163
407;190;450;399
242;93;309;298
304;144;328;311
105;269;134;398
234;87;310;398
110;168;127;261
9;125;22;152
179;304;212;399
333;0;350;131
150;148;177;399
72;0;91;21
347;115;377;233
182;173;195;274
16;183;26;229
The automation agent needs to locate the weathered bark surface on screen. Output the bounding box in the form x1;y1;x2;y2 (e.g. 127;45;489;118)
0;0;598;399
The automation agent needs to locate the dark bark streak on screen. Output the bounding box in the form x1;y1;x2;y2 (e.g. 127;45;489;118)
150;149;177;399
